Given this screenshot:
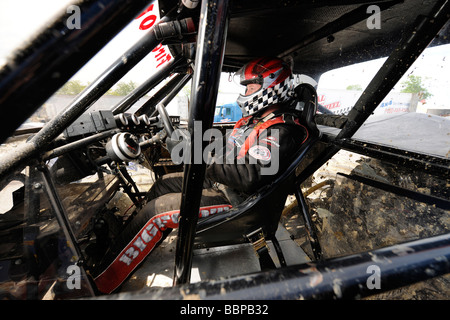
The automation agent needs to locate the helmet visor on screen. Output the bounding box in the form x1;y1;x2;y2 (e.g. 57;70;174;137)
235;62;271;86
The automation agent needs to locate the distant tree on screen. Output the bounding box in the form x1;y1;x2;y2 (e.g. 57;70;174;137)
346;84;362;91
110;81;138;96
57;80;87;95
181;83;191;100
400;75;432;100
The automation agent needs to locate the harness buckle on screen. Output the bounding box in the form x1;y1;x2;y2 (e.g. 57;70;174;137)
246;228;269;257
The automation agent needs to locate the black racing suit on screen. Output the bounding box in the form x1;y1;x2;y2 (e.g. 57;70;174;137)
92;106;308;293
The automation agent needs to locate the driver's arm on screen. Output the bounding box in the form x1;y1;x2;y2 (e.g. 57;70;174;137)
206;124;307;194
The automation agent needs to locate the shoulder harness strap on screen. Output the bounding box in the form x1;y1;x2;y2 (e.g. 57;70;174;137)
232;109;308;159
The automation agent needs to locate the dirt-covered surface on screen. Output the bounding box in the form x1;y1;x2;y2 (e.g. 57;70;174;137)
281;146;449;300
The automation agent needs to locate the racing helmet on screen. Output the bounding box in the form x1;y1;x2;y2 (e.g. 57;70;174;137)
236;57;294;116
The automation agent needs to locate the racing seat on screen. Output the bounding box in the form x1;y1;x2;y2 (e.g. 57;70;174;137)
194;83;322;269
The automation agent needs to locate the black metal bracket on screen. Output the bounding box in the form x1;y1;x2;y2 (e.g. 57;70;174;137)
294;186;323;261
246;228;277;271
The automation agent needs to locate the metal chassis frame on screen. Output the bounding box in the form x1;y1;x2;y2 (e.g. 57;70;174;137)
0;0;159;144
332;136;450;180
296;0;450;185
171;0;450;296
38;164;92;281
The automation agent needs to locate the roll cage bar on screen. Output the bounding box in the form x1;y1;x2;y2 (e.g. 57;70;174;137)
0;0;448;299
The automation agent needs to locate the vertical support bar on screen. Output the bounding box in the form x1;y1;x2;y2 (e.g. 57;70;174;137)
173;0;230;285
121;233;450;300
294;187;323;261
29;18;169;148
156;72;193;115
296;0;450;185
39;164;82;262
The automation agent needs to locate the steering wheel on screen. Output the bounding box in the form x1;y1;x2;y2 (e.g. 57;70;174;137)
156;103;174;137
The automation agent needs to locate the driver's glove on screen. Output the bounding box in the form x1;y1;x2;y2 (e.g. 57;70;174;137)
166;137;181;154
166;128;190;164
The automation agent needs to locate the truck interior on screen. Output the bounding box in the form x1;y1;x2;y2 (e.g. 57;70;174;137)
0;0;449;300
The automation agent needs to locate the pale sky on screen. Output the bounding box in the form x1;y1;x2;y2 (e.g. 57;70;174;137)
1;0;449;109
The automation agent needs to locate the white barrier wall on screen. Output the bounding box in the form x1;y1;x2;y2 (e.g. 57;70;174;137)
317;89;414;115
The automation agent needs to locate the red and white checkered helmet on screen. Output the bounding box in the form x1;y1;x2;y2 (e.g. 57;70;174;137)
236;57;294;116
